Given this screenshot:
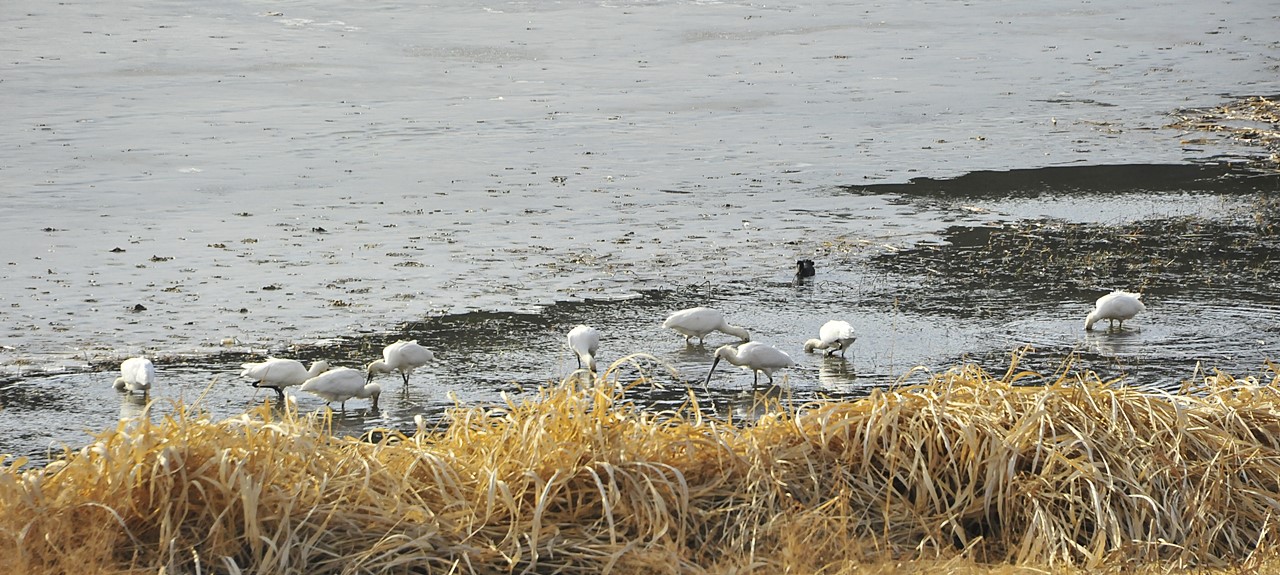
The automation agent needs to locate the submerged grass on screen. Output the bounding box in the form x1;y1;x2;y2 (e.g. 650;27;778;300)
4;353;1280;574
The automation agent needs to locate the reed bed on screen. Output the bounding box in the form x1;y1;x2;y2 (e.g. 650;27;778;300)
4;354;1280;574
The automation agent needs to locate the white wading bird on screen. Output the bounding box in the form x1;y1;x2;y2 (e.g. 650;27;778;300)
705;341;795;388
300;367;382;411
567;324;601;372
803;320;857;357
366;340;435;386
662;307;750;345
113;357;156;395
240;358;330;401
1085;290;1146;331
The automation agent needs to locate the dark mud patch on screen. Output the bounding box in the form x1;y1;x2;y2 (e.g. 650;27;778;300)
870;206;1280;315
858;164;1280;386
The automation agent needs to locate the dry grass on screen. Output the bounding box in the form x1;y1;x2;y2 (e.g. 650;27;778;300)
4;353;1280;574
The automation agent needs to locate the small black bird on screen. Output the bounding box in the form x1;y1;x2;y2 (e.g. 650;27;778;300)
795;259;816;279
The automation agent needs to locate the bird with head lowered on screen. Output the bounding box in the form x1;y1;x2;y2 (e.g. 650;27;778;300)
705;341;795;388
662;307;750;345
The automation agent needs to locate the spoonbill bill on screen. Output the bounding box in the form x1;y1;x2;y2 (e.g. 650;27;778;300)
803;320;857;357
300;367;382;411
705;341;795;387
366;340;434;386
567;324;601;372
662;307;750;345
113;357;155;395
240;358;330;401
1085;290;1146;331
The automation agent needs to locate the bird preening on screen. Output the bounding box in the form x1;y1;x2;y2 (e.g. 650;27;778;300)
662;307;750;345
803;320;857;357
1085;290;1145;331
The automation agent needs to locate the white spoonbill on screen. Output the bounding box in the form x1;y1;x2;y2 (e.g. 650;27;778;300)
113;357;155;395
1085;290;1146;331
366;340;434;386
240;357;330;401
567;324;601;372
803;320;857;357
706;341;795;387
300;367;382;411
662;307;750;345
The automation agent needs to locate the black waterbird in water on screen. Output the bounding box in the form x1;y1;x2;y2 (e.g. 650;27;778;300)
795;259;816;279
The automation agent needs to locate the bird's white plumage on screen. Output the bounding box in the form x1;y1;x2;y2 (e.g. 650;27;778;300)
803;320;857;357
367;340;434;385
567;324;602;372
300;367;382;410
113;357;155;394
241;357;330;399
706;341;795;387
1085;290;1146;331
662;307;750;344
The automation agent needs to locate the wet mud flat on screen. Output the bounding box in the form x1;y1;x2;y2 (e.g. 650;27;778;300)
5;163;1279;465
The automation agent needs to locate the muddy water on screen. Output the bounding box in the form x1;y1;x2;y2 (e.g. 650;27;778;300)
3;0;1280;463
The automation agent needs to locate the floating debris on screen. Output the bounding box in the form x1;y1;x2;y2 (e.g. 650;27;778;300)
1168;95;1280;171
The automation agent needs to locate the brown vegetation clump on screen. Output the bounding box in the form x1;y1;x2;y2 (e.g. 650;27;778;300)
3;354;1280;574
1170;95;1280;171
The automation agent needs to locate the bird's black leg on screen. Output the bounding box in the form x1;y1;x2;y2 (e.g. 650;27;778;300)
402;372;411;386
274;387;285;402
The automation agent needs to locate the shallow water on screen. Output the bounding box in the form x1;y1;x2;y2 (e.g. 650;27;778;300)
2;0;1279;463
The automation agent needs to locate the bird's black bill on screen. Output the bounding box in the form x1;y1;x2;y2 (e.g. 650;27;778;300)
704;356;721;386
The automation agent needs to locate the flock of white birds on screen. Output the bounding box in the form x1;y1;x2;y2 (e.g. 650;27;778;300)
108;290;1145;409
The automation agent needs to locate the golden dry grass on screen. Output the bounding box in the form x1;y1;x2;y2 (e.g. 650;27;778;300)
3;353;1280;574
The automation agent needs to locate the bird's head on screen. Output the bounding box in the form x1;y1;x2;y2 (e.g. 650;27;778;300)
365;359;385;382
706;345;735;385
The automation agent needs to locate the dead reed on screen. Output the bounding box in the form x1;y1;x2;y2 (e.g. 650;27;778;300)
3;353;1280;574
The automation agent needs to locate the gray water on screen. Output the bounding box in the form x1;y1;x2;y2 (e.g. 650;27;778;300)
3;0;1279;464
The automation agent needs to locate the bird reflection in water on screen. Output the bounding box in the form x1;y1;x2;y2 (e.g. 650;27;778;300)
817;357;859;394
118;392;151;421
721;384;788;424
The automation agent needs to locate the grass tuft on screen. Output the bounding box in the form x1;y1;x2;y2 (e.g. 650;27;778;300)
4;352;1280;573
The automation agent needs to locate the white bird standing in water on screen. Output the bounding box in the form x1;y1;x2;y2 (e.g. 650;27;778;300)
803;320;857;357
240;358;330;401
113;357;155;395
705;341;795;387
300;367;382;411
567;324;601;372
366;340;434;386
662;307;750;345
1085;290;1146;331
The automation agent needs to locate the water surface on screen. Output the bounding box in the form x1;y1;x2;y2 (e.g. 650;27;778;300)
3;0;1279;463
